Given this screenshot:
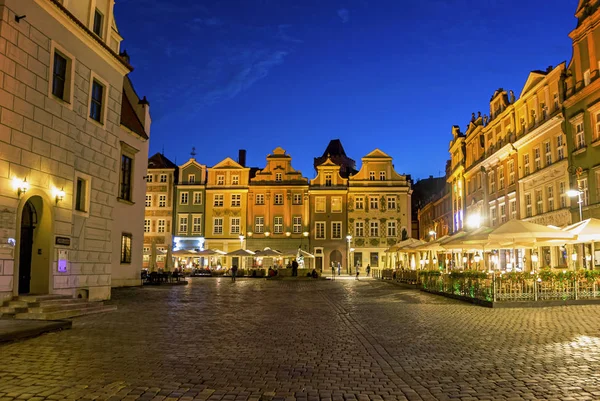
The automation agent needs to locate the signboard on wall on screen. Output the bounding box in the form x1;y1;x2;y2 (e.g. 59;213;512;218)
58;249;68;273
55;236;71;246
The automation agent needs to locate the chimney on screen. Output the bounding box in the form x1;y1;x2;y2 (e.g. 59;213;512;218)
238;149;246;167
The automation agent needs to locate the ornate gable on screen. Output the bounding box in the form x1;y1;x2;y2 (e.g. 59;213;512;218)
212;157;244;170
519;71;546;98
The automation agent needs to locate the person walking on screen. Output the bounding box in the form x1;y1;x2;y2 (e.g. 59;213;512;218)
355;265;360;280
231;265;238;282
292;260;298;277
366;264;371;277
331;261;335;280
337;261;341;276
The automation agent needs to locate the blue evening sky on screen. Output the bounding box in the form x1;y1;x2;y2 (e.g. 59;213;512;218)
115;0;575;181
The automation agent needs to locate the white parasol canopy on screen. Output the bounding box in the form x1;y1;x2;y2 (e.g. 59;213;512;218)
226;248;256;256
164;244;174;271
148;238;158;272
563;218;600;242
254;247;282;257
488;220;575;248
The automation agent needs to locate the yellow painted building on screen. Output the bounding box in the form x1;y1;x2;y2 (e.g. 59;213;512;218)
448;126;467;232
246;147;310;259
348;149;411;274
203;157;250;267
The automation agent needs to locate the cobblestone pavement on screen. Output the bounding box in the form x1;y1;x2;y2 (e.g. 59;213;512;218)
2;278;600;401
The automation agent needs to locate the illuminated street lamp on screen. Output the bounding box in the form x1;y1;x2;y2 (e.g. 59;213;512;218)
346;234;352;275
466;213;481;229
567;189;583;222
428;230;436;241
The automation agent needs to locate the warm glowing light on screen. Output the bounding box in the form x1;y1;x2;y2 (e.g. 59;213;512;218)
346;235;352;241
566;189;581;197
462;256;467;263
571;252;578;261
285;232;291;237
303;231;309;237
474;253;481;263
531;253;539;263
12;177;29;197
247;231;253;237
264;231;270;237
53;187;65;204
466;213;481;229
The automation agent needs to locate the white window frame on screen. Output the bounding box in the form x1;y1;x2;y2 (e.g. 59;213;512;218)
144;219;151;233
580;177;589;206
231;194;241;207
275;173;282;182
498;167;505;190
523;154;530;176
193;192;202;205
547;185;554;212
273;216;283;234
369;171;375;181
534;147;541;170
188;174;195;184
355;221;364;237
369;220;379;237
584;69;591;86
536;189;543;215
490;206;497;226
73;171;92;218
387;220;397;237
370;196;379;210
274;193;283;205
575;121;586;150
192;215;202;234
293;193;302;205
158;219;166;233
315;222;326;239
544;141;552;166
509;198;517;220
230;217;240;235
256;194;264;205
232;175;239;185
293;216;302;233
178;215;188;234
159;174;167;183
255;216;264;233
48;41;76;109
508;160;515;185
213;217;223;235
146;175;153;183
217;175;225;185
499;203;506;224
387;196;396;210
315;196;326;213
214;194;224;207
145;194;152;207
557;135;565;160
525;193;532;217
331;221;342;239
355;196;364;210
158;195;166;207
379;171;386;181
180;191;188;205
559;182;567;208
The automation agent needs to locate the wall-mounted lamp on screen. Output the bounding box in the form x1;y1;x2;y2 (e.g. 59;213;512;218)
15;15;26;23
53;187;65;205
303;231;309;237
264;231;270;237
13;177;29;198
285;231;291;237
247;231;253;237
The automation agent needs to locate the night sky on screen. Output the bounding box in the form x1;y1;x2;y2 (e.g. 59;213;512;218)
115;0;575;181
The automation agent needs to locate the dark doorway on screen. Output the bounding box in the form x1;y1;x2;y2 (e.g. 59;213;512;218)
316;257;323;272
18;200;36;294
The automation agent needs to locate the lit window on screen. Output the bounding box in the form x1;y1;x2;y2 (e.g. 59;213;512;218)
498;167;505;190
387;196;396;210
145;194;152;207
355;221;364;237
575;122;585;150
315;222;325;239
180;192;188;205
231;194;241;207
331;222;342;239
274;217;283;234
508;160;515;185
509;199;517;220
534;148;541;170
547;185;554;212
315;197;326;213
159;195;166;207
214;194;224;207
230;217;240;234
523;154;530;176
293;216;302;233
369;221;379;237
158;220;165;233
255;216;264;233
144;219;151;233
545;141;552;166
192;216;202;233
355;197;364;210
525;193;532;217
559;182;567;208
370;196;379;210
213;218;223;235
387;220;397;237
120;233;132;264
217;175;224;185
331;197;342;213
536;190;543;215
232;175;239;185
193;192;202;205
179;216;188;233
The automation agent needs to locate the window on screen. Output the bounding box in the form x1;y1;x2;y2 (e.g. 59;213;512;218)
159;195;166;207
370;252;379;267
256;194;264;205
489;172;496;193
255;216;264;233
275;173;282;182
370;221;379;237
231;194;241;207
75;175;89;213
179;216;188;233
355;196;364;210
193;192;202;205
523;154;530;176
379;171;386;181
369;172;375;181
387;196;396;210
160;174;167;183
90;80;104;123
575;122;585;150
595;112;600;142
180;192;188;205
158;219;165;233
274;193;283;205
544;141;552;166
534;148;541;171
490;206;497;226
192;216;202;233
232;175;239;185
214;194;224;207
536;190;543;215
213;218;223;235
525;193;532;217
553;93;559;111
52;52;68;100
188;174;195;184
315;197;326;213
547;185;554;212
93;9;104;37
230;217;240;234
584;69;591;86
500;203;506;223
580;178;589;206
315;222;325;239
217;175;224;185
508;160;515;185
146;175;153;183
596;171;600;201
331;222;342;239
498;167;505;190
293;216;302;234
559;182;567;208
509;199;517;220
387;220;397;237
119;155;132;201
120;233;132;264
331;197;342;213
293;193;302;205
274;217;283;234
144;219;151;233
145;194;152;207
557;135;564;160
355;221;364;237
370;196;379;210
325;173;332;186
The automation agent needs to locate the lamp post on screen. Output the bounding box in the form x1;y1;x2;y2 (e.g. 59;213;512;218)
566;189;583;222
428;230;437;241
346;235;352;275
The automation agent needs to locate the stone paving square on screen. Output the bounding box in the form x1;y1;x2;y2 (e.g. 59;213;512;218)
2;278;600;400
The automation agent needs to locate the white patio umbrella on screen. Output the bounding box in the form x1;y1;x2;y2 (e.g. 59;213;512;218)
563;218;600;242
488;220;575;247
254;247;283;257
148;239;158;272
164;244;173;272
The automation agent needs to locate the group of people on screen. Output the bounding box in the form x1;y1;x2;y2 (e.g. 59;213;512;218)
330;261;371;279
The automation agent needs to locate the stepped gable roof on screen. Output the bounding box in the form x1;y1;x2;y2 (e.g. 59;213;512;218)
148;153;177;169
120;88;148;139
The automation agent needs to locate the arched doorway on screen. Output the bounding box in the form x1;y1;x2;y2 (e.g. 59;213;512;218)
329;249;343;273
17;196;52;294
18;200;36;294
